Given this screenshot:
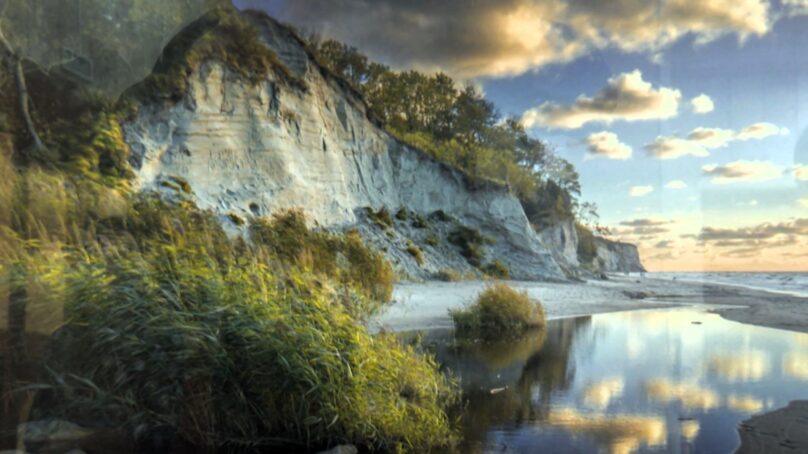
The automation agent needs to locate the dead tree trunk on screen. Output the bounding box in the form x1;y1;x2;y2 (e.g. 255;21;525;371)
0;23;46;157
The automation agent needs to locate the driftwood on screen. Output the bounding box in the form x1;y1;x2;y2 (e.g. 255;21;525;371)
0;22;46;156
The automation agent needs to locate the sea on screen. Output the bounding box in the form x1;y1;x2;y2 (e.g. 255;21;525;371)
650;271;808;298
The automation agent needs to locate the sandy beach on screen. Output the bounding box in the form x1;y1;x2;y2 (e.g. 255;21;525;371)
371;274;808;334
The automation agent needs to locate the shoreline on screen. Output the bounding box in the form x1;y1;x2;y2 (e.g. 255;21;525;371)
371;274;808;334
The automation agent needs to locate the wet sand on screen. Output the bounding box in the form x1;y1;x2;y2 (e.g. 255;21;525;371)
736;400;808;453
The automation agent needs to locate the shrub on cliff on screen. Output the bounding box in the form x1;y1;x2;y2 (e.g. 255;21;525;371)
482;260;510;279
450;283;545;341
448;225;493;267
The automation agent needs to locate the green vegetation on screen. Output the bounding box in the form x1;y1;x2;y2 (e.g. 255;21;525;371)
575;222;598;266
366;206;393;230
311;39;588;227
129;6;305;103
405;241;424;266
450;283;545;341
482;260;510;279
448;226;493;267
45;243;457;452
424;234;440;247
251;210;394;305
411;213;428;229
395;207;409;221
431;209;453;222
435;269;462;282
0;63;455;452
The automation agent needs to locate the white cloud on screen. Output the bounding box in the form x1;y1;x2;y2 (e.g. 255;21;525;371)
522;70;681;129
702;160;784;184
629;185;655;197
690;94;714;114
645;137;709;159
798;198;808;208
687;127;736;149
665;180;688;189
584;131;633;160
794;164;808;181
736;122;789;140
646;122;788;160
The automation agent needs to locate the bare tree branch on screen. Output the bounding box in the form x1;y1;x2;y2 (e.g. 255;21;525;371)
0;21;46;157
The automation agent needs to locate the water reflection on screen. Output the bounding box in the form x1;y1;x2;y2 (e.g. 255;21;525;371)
544;408;666;454
726;394;765;413
783;352;808;380
644;379;719;410
706;350;770;382
582;377;624;408
680;419;699;442
426;308;808;454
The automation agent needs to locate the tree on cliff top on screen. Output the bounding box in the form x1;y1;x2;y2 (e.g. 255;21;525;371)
310;38;588;227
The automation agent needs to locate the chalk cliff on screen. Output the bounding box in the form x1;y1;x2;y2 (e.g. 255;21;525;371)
121;9;643;280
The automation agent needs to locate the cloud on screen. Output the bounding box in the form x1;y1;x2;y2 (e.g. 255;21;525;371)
584;131;632;160
654;240;673;249
702;160;784;184
690;94;714;114
687;127;736;148
259;0;778;79
522;70;681;129
794;164;808;181
693;218;808;258
620;218;671;227
799;198;808;208
665;180;688;189
645;136;709;159
645;123;786;160
629;185;655;197
736;122;789;140
616;218;672;238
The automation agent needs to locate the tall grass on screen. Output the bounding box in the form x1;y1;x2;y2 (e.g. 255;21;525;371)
0;158;456;452
43;243;457;451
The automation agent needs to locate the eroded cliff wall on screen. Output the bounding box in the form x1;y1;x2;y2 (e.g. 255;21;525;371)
122;11;570;280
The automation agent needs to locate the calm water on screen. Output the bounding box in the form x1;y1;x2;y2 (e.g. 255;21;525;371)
651;272;808;298
419;307;808;454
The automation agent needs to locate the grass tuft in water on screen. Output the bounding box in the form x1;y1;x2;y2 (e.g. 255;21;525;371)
450;283;545;341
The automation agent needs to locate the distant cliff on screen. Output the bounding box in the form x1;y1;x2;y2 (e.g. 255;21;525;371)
538;219;646;277
595;238;646;273
121;8;643;280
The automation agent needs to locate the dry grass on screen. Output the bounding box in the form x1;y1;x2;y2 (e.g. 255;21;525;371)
450;283;545;341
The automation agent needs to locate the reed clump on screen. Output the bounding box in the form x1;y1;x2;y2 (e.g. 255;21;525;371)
450;283;545;341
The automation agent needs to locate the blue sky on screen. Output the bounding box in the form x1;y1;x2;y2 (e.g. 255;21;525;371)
241;0;808;270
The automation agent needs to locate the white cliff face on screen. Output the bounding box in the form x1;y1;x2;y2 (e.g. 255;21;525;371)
595;238;646;273
122;14;567;280
538;219;581;278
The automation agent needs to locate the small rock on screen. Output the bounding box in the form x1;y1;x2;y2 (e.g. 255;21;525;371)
317;445;358;454
622;290;652;300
